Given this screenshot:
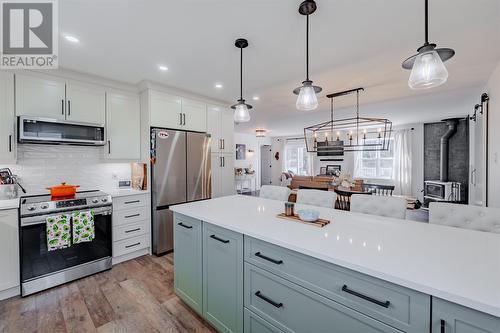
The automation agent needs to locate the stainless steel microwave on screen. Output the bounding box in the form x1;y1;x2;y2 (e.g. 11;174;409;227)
18;116;106;146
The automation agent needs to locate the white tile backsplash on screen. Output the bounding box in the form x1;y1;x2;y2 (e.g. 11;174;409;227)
3;144;132;196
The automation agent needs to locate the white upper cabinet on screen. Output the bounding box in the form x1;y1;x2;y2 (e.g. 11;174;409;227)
65;82;106;125
15;74;106;125
15;74;66;120
207;105;234;154
0;72;15;163
182;98;206;132
106;92;141;160
207;105;222;152
148;90;207;132
150;91;183;129
220;107;234;153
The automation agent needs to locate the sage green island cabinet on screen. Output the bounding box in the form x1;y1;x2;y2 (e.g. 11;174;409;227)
203;223;243;333
432;298;500;333
173;213;203;315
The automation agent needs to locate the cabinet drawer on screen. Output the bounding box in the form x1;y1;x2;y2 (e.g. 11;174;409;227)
113;206;150;226
244;308;284;333
244;236;429;333
113;194;149;211
113;234;149;257
245;264;401;333
113;219;149;242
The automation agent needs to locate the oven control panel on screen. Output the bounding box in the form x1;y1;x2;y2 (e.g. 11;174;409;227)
56;198;87;208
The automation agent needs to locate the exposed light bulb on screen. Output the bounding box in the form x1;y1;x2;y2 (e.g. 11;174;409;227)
234;103;250;123
408;50;448;89
296;84;318;111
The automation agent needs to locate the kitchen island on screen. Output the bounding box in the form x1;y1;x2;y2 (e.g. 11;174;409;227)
171;195;500;333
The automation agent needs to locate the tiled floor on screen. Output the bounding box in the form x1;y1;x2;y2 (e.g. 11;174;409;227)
0;254;215;333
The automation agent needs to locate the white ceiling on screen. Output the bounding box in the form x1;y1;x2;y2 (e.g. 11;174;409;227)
59;0;500;136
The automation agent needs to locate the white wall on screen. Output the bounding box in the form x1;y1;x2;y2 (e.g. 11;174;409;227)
485;61;500;208
2;145;132;196
233;133;272;189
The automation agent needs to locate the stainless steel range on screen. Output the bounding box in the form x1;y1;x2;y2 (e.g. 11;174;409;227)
19;191;112;296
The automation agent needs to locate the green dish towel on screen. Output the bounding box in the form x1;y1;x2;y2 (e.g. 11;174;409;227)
46;214;71;251
72;210;95;244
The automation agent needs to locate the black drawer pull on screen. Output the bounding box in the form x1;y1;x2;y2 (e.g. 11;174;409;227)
125;242;141;249
125;228;141;233
124;213;140;219
440;319;445;333
255;252;283;265
178;222;193;229
124;200;140;204
255;291;283;308
341;285;390;308
210;234;229;244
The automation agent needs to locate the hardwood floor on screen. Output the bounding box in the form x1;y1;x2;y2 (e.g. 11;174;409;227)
0;254;216;333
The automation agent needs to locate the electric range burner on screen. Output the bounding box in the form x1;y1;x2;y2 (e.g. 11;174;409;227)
20;190;112;217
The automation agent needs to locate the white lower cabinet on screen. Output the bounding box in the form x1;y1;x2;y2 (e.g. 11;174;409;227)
112;193;151;264
106;91;141;160
0;209;19;300
211;153;235;198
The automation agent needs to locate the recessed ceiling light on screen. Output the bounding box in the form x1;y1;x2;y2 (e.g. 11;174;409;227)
64;35;80;43
158;65;168;71
252;96;260;101
215;83;223;89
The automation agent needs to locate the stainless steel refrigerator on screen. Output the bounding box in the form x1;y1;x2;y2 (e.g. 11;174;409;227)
151;128;211;255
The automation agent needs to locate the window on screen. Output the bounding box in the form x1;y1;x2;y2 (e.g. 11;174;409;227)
284;143;311;175
354;139;394;179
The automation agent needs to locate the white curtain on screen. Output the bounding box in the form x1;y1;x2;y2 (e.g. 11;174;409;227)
393;129;412;196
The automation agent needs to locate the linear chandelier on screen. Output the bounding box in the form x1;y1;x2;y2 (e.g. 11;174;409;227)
303;88;393;153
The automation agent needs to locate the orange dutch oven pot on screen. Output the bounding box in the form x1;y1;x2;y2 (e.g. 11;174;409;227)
46;182;80;197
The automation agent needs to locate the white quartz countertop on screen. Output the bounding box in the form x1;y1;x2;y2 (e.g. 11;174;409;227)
0;198;20;210
107;188;149;198
171;195;500;317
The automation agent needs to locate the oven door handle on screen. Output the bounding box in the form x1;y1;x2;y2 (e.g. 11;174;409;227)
20;206;112;227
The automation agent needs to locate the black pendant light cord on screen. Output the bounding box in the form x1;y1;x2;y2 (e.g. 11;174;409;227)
424;0;429;45
240;47;243;100
306;14;309;81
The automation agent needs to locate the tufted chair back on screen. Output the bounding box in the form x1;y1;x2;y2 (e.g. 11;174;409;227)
429;203;500;234
259;185;292;202
351;194;407;219
296;189;337;208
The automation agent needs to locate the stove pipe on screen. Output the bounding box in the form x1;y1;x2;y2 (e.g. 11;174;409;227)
440;118;460;182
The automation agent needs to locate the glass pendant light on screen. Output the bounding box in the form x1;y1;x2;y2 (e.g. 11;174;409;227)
231;38;252;123
402;0;455;90
293;0;322;111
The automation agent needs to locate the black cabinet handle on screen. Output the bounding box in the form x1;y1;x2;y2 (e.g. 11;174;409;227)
178;222;193;229
125;242;141;249
108;140;111;154
61;99;64;115
255;291;283;308
125;227;141;233
8;135;12;152
341;285;390;308
183;113;186;125
255;252;283;265
440;319;445;333
124;200;140;204
124;213;140;219
210;234;229;244
179;113;183;125
67;100;71;116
